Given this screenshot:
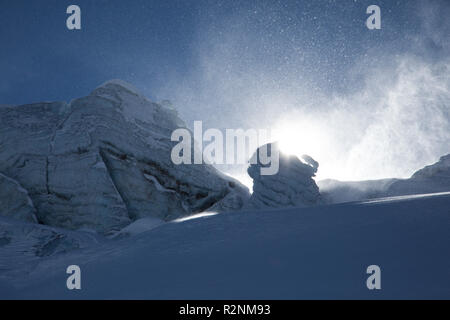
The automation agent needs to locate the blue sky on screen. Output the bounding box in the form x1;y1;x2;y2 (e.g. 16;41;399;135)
1;0;449;181
0;0;441;105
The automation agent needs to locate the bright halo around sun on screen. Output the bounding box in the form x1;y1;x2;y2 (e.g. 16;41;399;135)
269;116;338;180
271;119;323;157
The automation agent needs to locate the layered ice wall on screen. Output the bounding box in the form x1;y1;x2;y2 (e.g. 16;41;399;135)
0;80;249;234
0;173;37;223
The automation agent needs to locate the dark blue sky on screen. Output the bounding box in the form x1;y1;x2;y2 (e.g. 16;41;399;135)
1;0;444;105
1;0;200;103
1;0;449;181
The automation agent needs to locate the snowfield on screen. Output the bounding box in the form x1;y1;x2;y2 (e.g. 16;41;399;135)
1;191;449;299
0;80;449;299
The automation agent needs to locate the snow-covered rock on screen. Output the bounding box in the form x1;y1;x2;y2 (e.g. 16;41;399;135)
387;154;450;196
0;80;249;234
246;143;322;209
3;191;449;299
0;173;38;223
318;154;450;204
318;178;398;204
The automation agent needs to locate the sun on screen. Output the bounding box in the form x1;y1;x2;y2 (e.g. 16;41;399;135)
271;120;321;157
269;118;339;180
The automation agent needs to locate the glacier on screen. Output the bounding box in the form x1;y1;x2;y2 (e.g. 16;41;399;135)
0;80;249;234
0;79;449;299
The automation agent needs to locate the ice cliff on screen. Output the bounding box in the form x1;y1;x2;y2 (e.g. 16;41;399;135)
0;80;249;234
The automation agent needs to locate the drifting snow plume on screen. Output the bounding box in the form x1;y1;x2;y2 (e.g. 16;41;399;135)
387;153;450;196
246;143;322;209
318;153;450;203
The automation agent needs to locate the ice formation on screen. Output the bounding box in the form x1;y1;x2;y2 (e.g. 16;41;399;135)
0;80;249;234
246;143;322;209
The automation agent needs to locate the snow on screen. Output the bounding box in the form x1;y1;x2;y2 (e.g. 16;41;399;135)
0;173;38;223
387;154;450;196
319;154;450;203
96;79;143;97
173;211;219;223
1;80;449;299
360;191;450;204
1;191;449;299
247;143;322;208
0;216;101;286
143;174;175;193
0;80;250;233
111;217;165;238
318;178;398;203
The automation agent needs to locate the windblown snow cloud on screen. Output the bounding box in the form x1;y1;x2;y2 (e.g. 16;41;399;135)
269;55;450;181
154;0;450;182
336;56;450;180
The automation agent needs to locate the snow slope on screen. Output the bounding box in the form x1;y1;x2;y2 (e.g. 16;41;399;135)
2;191;449;299
318;154;450;203
0;216;101;284
387;154;450;196
318;178;398;203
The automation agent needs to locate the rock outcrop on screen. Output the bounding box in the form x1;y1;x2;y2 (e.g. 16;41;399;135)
246;143;322;209
0;80;249;234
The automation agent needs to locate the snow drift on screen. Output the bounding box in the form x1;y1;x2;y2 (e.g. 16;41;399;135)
1;191;449;299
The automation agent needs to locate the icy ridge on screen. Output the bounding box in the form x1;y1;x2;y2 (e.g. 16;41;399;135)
0;80;250;233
